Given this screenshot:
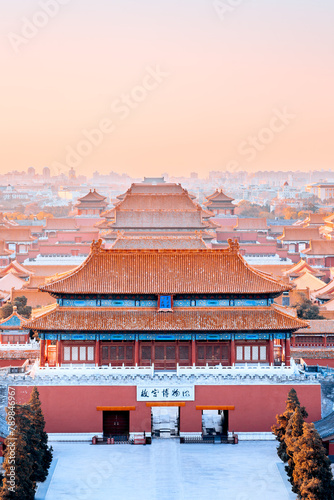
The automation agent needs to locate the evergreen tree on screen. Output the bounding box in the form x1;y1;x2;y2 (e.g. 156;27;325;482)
285;406;305;495
0;296;32;320
294;293;324;320
0;404;36;500
293;423;334;500
272;388;308;462
27;387;53;483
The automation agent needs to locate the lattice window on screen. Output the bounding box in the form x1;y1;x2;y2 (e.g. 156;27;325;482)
87;346;94;361
126;346;133;360
72;346;78;361
64;346;71;361
141;346;151;360
244;346;251;360
252;346;258;361
260;346;267;360
236;346;243;361
179;345;189;360
80;346;86;361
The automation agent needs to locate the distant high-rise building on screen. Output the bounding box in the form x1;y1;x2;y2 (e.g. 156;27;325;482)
43;166;51;179
69;167;76;180
27;167;35;177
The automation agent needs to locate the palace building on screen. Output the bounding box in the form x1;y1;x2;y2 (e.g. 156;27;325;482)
14;238;321;441
74;189;108;217
97;182;217;245
204;189;235;216
26;239;303;369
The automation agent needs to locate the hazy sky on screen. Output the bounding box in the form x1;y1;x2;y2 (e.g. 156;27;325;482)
1;0;333;177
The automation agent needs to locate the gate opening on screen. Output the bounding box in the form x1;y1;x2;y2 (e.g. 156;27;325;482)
151;407;180;438
202;410;229;437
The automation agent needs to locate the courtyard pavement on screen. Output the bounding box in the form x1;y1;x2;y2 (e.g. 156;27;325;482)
36;440;297;500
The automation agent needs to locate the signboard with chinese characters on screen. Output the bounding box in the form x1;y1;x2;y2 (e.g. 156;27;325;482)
137;386;195;401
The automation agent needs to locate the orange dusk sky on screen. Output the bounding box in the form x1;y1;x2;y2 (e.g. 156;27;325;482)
0;0;333;177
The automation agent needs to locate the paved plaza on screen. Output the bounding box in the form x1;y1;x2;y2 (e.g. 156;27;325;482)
36;440;296;500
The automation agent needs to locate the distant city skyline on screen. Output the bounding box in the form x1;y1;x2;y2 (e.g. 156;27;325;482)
1;1;333;177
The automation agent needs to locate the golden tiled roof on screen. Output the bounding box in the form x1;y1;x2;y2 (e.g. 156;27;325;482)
40;239;291;295
0;240;13;256
0;228;36;242
24;305;306;331
111;234;208;250
303;240;334;256
278;227;320;241
234;218;268;231
44;218;79;230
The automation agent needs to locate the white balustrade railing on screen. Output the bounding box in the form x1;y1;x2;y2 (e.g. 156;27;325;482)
32;363;155;377
28;360;299;379
177;360;298;376
0;342;39;350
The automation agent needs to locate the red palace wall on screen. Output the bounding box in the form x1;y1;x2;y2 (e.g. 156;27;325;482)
13;384;321;434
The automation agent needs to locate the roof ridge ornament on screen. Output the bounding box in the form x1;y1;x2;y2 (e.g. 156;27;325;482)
91;239;103;254
227;238;239;253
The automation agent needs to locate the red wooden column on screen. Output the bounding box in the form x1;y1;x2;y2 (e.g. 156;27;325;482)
324;335;327;348
269;337;274;366
95;339;100;366
230;335;235;366
56;340;62;366
191;336;196;366
135;336;139;365
285;337;291;367
280;339;285;364
40;339;46;367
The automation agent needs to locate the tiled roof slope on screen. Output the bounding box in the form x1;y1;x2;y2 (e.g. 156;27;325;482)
40;239;291;295
205;189;234;202
0;260;33;277
117;183;188;199
77;189;106;202
116;193;198;210
292;272;325;292
296;320;334;335
0;240;12;256
0;228;35;242
111;235;208;249
303;240;334;256
25;306;306;331
313;279;334;299
234;218;268;231
284;259;325;277
109;210;215;229
44;218;78;230
278;227;320;241
314;411;334;439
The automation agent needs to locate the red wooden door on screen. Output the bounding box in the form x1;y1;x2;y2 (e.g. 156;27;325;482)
154;344;177;370
47;346;57;367
103;411;129;436
101;343;134;366
197;343;229;366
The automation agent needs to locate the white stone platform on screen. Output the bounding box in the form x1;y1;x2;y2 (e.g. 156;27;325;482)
36;440;296;500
